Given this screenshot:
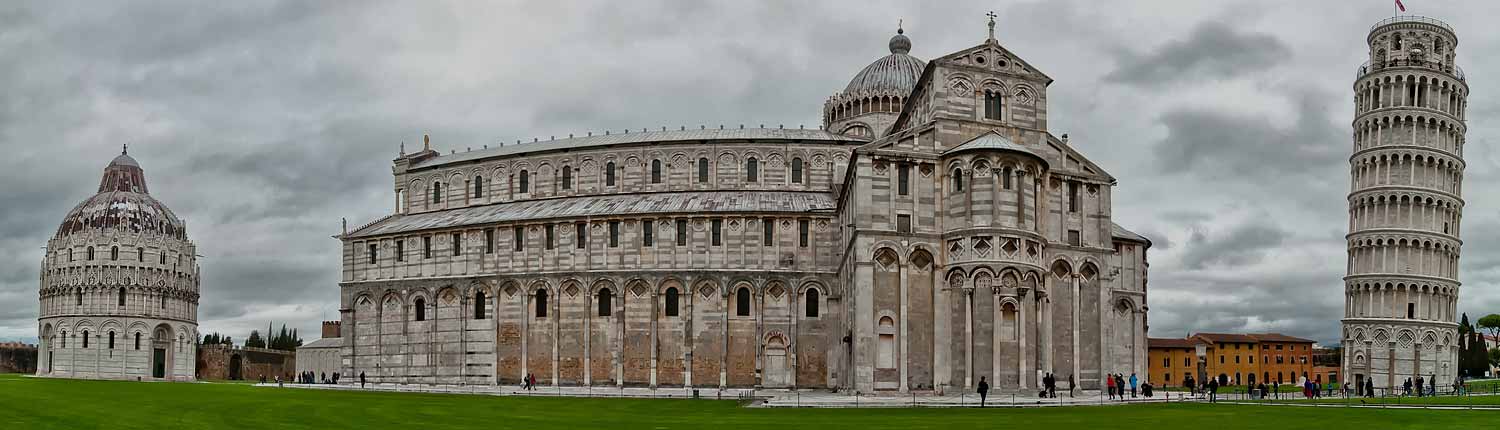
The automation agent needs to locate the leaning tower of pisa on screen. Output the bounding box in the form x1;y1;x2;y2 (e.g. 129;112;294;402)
1343;16;1468;392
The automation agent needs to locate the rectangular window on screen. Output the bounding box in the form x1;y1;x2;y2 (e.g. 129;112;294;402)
513;227;523;252
643;220;654;246
485;229;495;254
396;239;405;262
545;225;555;250
897;164;909;196
897;214;912;233
1407;302;1415;318
367;243;377;264
1235;355;1241;364
1068;181;1080;212
609;221;620;248
1219;356;1225;364
1068;230;1081;246
711;219;722;246
676;220;688;246
576;223;587;249
1163;358;1170;368
1184;357;1190;367
452;233;462;256
423;236;432;258
798;219;809;247
763;218;774;246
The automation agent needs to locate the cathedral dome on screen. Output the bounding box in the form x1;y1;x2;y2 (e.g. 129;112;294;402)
55;149;186;240
843;29;925;95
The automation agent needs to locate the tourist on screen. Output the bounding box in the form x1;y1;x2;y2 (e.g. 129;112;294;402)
1415;375;1424;397
1129;373;1138;398
275;375;282;388
1365;378;1374;397
1067;374;1076;397
1106;372;1116;399
977;376;989;407
1207;378;1218;403
1428;374;1437;396
359;371;366;388
1115;374;1126;401
1403;378;1412;397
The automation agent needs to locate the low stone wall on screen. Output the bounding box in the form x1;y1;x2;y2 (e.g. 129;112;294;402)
196;345;295;381
0;343;38;373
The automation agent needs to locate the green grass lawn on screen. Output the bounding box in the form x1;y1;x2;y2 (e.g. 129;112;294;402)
1;374;1495;430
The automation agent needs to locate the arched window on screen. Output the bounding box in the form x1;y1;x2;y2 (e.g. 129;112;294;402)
68;248;74;262
562;166;573;190
108;331;115;349
535;289;549;318
161;295;166;309
518;170;530;193
414;298;426;321
82;330;89;348
134;332;141;350
805;288;819;317
474;291;486;320
984;90;1003;120
791;158;803;184
76;290;82;306
137;247;144;261
697;158;709;183
60;331;66;348
118;287;126;307
473;176;484;198
651;159;663;184
736;287;751;316
664;288;679;317
87;246;94;260
110;246;119;261
877;317;895;368
605;161;617;186
746;158;759;182
952;168;965;191
160;252;166;264
597;289;612;317
431;182;442;204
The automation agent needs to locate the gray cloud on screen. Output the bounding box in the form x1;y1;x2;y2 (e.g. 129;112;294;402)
1105;21;1291;87
3;1;1500;349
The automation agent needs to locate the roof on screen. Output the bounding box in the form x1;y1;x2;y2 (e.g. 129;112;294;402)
1248;333;1316;343
943;130;1044;161
298;338;341;349
842;31;925;95
408;128;862;170
346;191;835;238
1148;338;1199;349
1192;333;1261;344
1111;222;1151;246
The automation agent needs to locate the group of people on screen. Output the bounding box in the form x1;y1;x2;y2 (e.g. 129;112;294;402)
1105;373;1150;400
1178;375;1220;402
1401;375;1439;397
1036;373;1073;398
520;372;539;390
296;370;336;384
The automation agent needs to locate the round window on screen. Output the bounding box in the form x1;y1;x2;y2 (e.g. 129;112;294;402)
974;56;986;64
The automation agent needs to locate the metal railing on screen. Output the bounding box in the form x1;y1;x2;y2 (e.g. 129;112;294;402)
1355;59;1465;81
1371;16;1455;34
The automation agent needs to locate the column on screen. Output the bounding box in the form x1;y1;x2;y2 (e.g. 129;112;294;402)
964;288;973;389
1018;291;1028;389
899;263;909;392
1071;274;1081;385
992;293;1001;389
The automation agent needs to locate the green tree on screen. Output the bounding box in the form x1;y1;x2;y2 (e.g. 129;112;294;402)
1490;348;1500;368
245;330;266;348
1479;314;1500;339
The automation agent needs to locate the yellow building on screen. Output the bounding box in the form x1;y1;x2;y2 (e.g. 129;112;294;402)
1148;333;1317;388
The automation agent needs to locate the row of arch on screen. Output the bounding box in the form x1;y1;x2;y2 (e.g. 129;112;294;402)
1347;193;1461;236
1356;73;1466;119
404;149;850;214
825;93;905;124
1352;115;1464;155
42;264;197;291
354;276;834;324
39;285;196;320
1345;325;1452;350
1349;152;1463;195
1344;237;1460;280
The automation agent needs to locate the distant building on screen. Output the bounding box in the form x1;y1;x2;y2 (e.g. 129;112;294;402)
196;345;294;381
296;321;342;381
1147;333;1317;387
0;342;38;374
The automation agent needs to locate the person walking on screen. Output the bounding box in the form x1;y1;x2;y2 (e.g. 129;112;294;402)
1403;378;1412;397
1207;378;1218;403
359;371;366;388
1068;374;1076;397
977;376;990;407
1415;375;1424;397
1129;373;1138;398
1106;372;1116;399
1365;378;1374;397
1115;374;1126;401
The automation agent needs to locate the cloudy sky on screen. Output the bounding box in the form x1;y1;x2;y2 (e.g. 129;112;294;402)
3;0;1498;346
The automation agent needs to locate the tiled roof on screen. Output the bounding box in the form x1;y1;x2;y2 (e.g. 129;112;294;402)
1148;338;1198;349
943;130;1042;160
1192;333;1261;344
298;338;341;349
1111;222;1151;245
409;128;862;170
1248;333;1316;343
346;191;835;238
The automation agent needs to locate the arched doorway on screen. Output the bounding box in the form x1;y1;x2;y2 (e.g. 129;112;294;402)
229;354;244;380
152;325;173;379
763;335;790;388
39;324;53;375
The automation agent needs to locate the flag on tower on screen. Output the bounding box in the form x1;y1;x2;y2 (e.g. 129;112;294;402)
1396;0;1406;12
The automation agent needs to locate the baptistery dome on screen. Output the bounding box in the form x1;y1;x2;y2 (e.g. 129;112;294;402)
37;148;199;381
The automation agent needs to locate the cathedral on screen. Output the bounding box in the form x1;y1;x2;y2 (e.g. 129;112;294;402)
338;19;1150;393
36;149;201;381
